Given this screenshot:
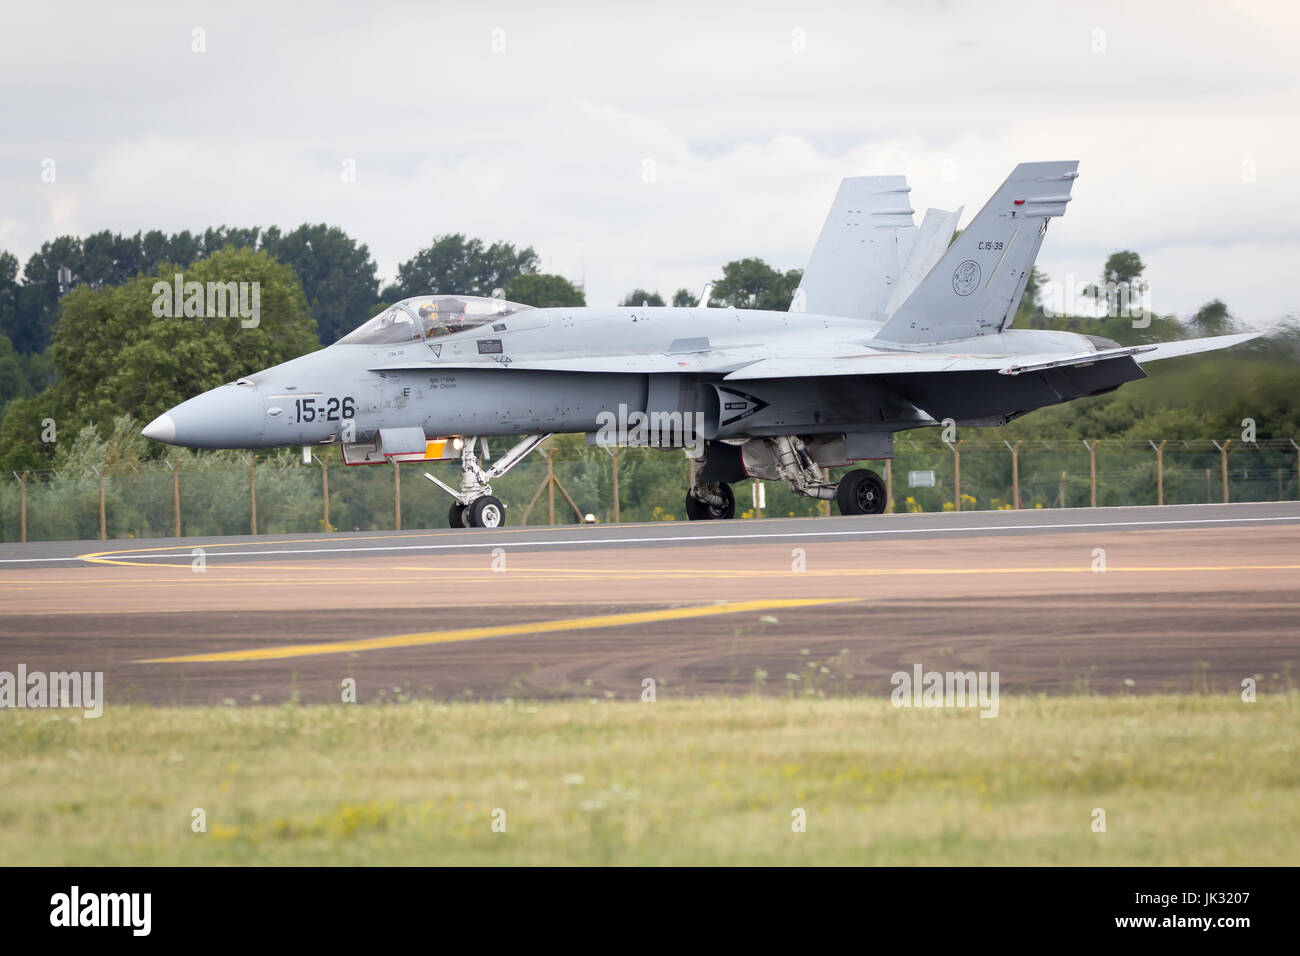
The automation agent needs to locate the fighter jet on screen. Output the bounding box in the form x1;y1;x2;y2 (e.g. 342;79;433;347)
142;161;1260;527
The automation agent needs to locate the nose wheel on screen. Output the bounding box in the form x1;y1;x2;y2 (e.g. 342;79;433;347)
685;481;736;520
467;496;505;528
428;434;552;529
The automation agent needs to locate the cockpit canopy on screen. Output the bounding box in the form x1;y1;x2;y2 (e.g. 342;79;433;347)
336;295;534;346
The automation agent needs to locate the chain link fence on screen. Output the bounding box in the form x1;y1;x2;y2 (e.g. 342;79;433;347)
2;437;1297;542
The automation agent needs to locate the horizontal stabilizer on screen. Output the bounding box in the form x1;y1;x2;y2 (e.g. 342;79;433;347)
1131;331;1263;363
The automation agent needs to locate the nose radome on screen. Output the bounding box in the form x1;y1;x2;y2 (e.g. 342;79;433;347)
141;384;264;449
141;414;176;444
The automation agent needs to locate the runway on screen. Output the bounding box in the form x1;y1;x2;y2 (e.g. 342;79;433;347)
1;502;1297;705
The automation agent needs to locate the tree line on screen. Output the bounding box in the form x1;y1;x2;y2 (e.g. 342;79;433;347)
0;224;1295;480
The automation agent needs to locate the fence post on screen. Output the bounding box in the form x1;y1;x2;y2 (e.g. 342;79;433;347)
1058;470;1067;508
1149;439;1166;506
1291;440;1299;500
394;461;401;531
951;439;964;511
1004;440;1022;509
612;446;621;523
1084;440;1101;508
18;470;28;543
1212;439;1231;503
884;458;893;513
97;467;106;540
546;449;555;525
167;460;181;537
249;459;257;535
320;455;331;531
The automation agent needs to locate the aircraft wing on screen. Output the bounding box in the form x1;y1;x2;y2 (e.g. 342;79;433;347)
724;332;1264;380
369;333;1263;379
368;351;772;375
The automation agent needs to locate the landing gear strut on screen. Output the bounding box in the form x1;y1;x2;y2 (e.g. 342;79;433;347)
708;435;889;518
425;434;551;528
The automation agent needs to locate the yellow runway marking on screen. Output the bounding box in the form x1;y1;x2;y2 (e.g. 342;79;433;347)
137;597;857;663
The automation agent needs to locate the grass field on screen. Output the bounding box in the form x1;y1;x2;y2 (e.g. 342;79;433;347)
2;693;1297;865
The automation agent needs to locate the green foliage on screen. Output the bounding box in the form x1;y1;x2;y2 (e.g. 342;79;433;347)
619;289;665;307
260;224;380;345
0;247;318;474
1103;249;1145;286
504;273;586;308
395;234;538;299
671;288;696;307
0;334;49;414
709;257;802;311
1190;299;1234;337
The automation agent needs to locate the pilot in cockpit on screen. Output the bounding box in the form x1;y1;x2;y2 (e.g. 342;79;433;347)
418;298;469;338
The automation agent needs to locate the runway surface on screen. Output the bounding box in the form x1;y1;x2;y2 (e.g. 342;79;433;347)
2;502;1298;705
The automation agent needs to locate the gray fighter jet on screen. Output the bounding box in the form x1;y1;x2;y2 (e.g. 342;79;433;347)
142;161;1260;527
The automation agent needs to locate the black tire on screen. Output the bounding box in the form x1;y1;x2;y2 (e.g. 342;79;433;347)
448;502;468;528
836;469;887;516
685;482;736;520
467;495;506;528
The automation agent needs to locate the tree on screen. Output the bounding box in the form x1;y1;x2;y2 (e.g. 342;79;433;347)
709;258;802;311
395;234;538;299
1190;299;1234;337
14;236;83;354
0;251;20;349
1023;267;1049;308
0;246;319;469
1100;250;1146;318
503;274;585;308
261;224;380;344
671;288;696;307
619;289;665;307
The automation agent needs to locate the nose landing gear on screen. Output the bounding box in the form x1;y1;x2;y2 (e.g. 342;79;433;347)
425;434;551;528
685;481;736;520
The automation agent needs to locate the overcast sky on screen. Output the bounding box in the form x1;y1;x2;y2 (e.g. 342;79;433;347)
2;0;1297;326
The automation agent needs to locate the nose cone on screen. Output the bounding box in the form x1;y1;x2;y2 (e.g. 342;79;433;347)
141;384;264;449
141;414;176;443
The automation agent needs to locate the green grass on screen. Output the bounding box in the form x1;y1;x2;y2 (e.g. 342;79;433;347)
2;694;1297;865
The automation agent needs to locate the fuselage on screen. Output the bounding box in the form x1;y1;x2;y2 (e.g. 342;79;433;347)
142;302;1114;450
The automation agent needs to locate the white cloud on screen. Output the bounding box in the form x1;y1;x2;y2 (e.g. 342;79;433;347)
0;0;1296;324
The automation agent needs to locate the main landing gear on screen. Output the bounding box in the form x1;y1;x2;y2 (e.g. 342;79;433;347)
684;437;888;520
426;434;551;529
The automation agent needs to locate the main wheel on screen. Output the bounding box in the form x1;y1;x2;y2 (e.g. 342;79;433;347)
685;482;736;520
836;469;887;516
467;495;506;528
448;502;468;528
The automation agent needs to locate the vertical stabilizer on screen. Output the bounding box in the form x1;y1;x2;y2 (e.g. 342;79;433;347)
874;161;1078;345
791;175;915;319
883;206;963;316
